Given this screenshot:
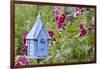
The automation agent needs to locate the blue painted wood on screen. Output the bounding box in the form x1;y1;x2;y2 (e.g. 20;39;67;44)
26;14;51;40
26;14;51;59
36;26;49;57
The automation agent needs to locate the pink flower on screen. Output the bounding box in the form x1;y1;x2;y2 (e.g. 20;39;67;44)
88;24;94;32
53;6;60;14
73;7;80;18
73;7;86;18
15;55;29;67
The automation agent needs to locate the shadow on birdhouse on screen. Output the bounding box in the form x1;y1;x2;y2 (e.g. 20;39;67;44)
25;14;51;61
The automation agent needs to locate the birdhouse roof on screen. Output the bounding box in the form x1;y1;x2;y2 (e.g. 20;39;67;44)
26;14;51;40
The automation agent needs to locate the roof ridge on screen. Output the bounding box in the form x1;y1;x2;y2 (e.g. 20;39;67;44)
26;15;43;39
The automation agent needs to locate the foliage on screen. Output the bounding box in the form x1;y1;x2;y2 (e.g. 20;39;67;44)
15;4;95;64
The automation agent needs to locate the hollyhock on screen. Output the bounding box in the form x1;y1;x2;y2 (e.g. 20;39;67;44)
15;52;29;67
80;29;87;37
72;7;86;18
73;7;80;18
59;16;65;23
55;16;58;22
88;16;92;19
79;24;87;36
57;16;64;29
79;24;84;30
48;30;58;45
88;24;94;32
62;13;67;20
56;13;67;30
48;30;54;37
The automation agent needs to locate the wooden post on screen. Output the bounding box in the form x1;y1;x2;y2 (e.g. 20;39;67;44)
36;5;39;16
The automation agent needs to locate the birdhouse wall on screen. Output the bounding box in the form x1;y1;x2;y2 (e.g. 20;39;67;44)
36;27;49;57
33;40;37;57
26;39;35;58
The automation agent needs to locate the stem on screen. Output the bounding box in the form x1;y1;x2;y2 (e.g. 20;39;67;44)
37;59;41;64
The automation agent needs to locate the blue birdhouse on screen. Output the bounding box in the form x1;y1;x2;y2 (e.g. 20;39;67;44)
26;14;51;59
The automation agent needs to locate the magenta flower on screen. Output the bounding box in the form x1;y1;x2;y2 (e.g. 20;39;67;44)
79;24;84;30
55;13;67;30
88;16;92;19
79;23;87;37
48;30;54;37
62;13;67;20
15;55;29;67
55;16;58;22
80;29;87;37
88;24;94;32
59;16;65;23
57;16;64;29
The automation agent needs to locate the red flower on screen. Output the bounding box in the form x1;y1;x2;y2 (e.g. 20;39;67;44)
80;29;87;37
62;13;67;20
56;13;67;30
79;23;87;37
60;16;65;23
79;24;84;30
88;16;92;19
48;30;54;37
